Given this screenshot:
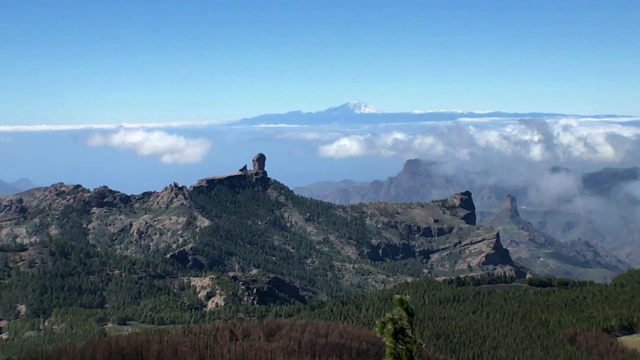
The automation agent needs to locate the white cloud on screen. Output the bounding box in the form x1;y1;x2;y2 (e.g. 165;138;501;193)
315;117;640;164
0;120;236;132
85;129;212;164
317;135;370;158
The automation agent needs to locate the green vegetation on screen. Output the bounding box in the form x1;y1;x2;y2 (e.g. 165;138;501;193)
2;177;640;359
289;272;640;359
375;295;423;360
3;270;640;358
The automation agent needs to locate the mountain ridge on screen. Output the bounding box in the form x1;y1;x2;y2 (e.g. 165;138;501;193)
0;153;525;312
238;101;632;126
294;159;637;279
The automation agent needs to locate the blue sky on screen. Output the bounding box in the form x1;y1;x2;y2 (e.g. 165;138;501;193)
1;1;640;195
1;0;639;127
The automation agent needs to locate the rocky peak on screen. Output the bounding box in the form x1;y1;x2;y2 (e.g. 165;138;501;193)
252;153;266;171
502;194;520;217
150;182;189;208
195;153;270;188
450;191;476;225
401;158;438;176
251;153;268;180
86;186;131;208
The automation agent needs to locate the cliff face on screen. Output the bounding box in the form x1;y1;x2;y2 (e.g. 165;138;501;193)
483;195;631;282
295;158;638;279
0;154;524;308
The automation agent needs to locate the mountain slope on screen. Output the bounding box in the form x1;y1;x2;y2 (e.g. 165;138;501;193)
294;158;636;278
294;159;465;205
482;195;631;282
239;100;629;126
0;154;523;316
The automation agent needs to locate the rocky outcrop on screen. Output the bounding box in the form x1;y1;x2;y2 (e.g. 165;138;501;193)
360;192;524;278
451;191;476;225
85;186;131;208
474;232;515;267
503;194;520;217
0;198;28;222
251;153;268;180
195;153;270;188
229;271;306;306
146;182;189;209
252;153;266;171
367;242;415;261
166;245;218;270
483;203;632;282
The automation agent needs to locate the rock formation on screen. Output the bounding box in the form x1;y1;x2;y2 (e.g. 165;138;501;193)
452;191;476;225
252;153;266;171
195;153;270;187
0;198;28;222
251;153;268;180
503;194;520;217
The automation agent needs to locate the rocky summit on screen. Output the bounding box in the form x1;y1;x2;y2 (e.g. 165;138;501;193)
0;153;524;309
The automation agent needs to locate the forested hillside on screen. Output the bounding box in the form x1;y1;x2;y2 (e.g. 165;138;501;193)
1;157;639;359
4;271;640;359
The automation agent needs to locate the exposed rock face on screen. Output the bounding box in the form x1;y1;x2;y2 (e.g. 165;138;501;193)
195;153;270;188
452;191;476;225
503;194;520;217
360;191;523;279
86;186;131;208
483;203;632;282
252;153;266;171
166;246;220;270
0;154;528;309
295;158;464;205
251;153;268;181
0;198;28;222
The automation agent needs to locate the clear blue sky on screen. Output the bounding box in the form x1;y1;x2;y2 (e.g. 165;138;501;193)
1;0;639;125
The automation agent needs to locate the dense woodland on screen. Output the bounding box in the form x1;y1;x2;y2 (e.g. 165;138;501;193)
2;268;640;358
1;180;640;359
16;320;447;360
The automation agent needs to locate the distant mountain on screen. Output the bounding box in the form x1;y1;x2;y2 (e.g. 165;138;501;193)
294;159;465;205
239;100;630;126
323;100;380;114
483;195;631;282
294;159;640;270
582;167;640;197
0;178;37;196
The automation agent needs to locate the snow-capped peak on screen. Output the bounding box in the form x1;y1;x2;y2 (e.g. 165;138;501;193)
323;100;380;114
346;100;380;113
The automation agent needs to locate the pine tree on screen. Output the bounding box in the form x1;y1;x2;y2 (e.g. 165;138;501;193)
375;295;424;360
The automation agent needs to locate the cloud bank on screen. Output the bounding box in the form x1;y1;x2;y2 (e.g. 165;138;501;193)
86;129;212;164
313;118;640;164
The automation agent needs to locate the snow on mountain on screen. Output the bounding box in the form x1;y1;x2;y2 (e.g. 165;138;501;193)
237;100;632;127
323;100;381;114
